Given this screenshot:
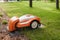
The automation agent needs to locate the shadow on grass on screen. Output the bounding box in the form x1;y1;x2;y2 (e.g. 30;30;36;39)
9;26;45;38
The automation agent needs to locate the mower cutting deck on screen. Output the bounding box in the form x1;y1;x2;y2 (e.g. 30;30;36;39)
7;14;41;32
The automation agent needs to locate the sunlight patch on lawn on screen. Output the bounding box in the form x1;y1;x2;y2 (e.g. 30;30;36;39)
41;7;53;10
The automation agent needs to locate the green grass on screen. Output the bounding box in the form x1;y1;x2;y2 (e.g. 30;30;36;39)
0;1;60;40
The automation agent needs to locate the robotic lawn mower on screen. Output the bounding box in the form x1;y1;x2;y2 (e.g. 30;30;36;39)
7;14;41;32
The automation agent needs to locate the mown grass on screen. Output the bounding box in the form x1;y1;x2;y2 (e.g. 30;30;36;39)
0;1;60;40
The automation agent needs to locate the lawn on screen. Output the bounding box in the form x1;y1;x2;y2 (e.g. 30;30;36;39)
0;1;60;40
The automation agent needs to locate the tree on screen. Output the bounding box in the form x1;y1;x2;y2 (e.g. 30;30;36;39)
29;0;32;7
56;0;59;9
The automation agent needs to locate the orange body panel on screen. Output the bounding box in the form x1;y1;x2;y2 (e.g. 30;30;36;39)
8;16;19;32
16;17;40;28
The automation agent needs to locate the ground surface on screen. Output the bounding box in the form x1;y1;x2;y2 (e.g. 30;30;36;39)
0;1;60;40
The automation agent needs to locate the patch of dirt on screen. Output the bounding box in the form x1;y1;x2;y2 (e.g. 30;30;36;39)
0;8;29;40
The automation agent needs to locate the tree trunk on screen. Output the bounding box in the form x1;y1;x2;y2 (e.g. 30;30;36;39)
29;0;32;7
56;0;59;9
17;0;19;1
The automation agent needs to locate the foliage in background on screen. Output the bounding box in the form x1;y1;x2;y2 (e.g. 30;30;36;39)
21;0;41;1
2;20;8;25
0;13;3;17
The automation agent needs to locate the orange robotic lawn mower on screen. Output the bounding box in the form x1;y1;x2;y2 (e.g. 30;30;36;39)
7;14;41;32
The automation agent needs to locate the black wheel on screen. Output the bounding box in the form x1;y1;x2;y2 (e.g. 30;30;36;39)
30;20;40;29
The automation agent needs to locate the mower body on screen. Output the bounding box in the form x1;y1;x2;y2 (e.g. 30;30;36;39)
8;14;40;32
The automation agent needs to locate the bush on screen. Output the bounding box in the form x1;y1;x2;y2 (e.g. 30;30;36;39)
2;20;8;25
0;14;3;17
